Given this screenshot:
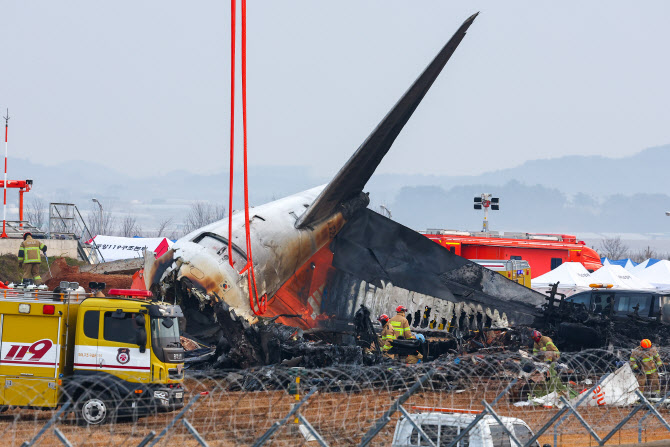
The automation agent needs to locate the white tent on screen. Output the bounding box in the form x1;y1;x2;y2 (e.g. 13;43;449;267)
603;258;638;272
589;264;655;290
635;260;670;290
531;262;593;297
632;258;662;273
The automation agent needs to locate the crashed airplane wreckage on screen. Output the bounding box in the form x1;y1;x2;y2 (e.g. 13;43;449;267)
144;13;547;368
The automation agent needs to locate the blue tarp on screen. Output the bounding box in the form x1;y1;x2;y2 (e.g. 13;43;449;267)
600;257;638;268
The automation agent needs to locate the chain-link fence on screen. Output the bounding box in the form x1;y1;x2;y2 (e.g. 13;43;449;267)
6;348;670;446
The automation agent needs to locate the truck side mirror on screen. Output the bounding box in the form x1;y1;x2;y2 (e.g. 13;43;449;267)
135;314;147;353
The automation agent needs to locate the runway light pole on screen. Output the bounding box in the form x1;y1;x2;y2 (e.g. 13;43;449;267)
474;193;499;233
92;198;103;234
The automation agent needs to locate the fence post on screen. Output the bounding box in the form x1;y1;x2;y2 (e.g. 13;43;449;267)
53;428;73;447
136;431;156;447
182;419;209;447
297;414;331;447
552;374;609;447
482;401;522;447
638;390;670;443
251;387;319;447
446;378;518;447
598;396;649;445
148;392;207;447
558;396;602;443
635;390;670;433
358;369;436;447
20;401;71;447
397;405;437;447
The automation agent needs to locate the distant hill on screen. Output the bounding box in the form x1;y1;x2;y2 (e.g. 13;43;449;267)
366;144;670;198
6;143;670;234
387;181;670;234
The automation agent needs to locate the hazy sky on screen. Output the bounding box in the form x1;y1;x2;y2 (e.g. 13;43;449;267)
1;1;669;179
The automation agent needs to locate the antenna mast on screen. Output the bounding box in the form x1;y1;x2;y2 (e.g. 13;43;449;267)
1;109;9;238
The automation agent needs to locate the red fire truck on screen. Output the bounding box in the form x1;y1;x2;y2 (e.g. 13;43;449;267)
421;230;602;278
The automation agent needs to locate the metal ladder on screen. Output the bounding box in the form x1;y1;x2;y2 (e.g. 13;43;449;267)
47;203;105;264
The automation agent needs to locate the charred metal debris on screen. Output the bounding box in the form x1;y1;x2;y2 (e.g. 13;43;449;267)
179;295;539;371
537;283;670;350
177;279;670;372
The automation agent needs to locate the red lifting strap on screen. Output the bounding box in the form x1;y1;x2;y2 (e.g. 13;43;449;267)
229;0;267;316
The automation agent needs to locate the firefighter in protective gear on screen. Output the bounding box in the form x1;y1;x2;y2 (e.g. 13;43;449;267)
389;306;423;363
630;339;663;397
531;330;560;363
389;305;414;340
376;314;395;359
18;233;47;285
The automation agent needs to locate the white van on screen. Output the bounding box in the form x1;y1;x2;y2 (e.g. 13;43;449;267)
391;407;544;447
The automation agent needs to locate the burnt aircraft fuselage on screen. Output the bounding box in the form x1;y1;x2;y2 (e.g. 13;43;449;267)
143;14;548;364
146;186;350;323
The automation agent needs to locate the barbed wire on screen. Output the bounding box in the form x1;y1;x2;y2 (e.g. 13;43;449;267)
3;348;670;446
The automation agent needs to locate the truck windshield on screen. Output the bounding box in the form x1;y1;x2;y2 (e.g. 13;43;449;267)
151;317;180;348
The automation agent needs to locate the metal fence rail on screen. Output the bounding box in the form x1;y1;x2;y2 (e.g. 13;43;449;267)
1;348;670;446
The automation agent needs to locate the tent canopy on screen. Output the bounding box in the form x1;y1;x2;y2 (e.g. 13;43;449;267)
635;260;670;290
589;264;655;290
632;258;661;272
532;262;593;289
602;257;638;272
531;262;593;297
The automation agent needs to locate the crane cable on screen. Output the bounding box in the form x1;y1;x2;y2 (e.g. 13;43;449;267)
228;0;267;316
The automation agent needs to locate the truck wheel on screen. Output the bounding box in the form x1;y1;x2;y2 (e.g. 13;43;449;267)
76;390;116;426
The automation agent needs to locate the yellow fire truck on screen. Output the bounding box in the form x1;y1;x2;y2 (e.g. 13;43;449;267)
0;281;185;425
472;259;532;288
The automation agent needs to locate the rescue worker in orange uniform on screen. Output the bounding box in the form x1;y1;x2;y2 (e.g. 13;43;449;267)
531;330;560;363
389;305;423;364
18;232;47;285
376;314;395;359
630;339;663;397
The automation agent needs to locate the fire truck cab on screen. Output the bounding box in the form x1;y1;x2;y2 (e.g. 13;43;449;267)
0;282;185;425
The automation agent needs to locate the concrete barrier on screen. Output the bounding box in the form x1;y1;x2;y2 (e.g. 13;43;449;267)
0;238;79;259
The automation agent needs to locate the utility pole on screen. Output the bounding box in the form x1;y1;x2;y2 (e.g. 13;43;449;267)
474;193;499;233
2;109;9;238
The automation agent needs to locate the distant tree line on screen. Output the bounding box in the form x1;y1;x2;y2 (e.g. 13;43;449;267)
24;198;227;240
598;236;670;263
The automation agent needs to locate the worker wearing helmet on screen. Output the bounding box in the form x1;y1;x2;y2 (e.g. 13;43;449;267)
531;330;559;363
388;306;424;364
389;305;414;340
376;314;395;359
630;339;663;397
18;232;47;285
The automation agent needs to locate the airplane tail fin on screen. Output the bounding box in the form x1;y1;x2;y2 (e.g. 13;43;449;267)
296;12;479;228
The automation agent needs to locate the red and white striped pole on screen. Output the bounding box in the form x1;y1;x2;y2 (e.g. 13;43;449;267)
1;109;9;238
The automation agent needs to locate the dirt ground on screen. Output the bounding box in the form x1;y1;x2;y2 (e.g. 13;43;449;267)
1;378;670;446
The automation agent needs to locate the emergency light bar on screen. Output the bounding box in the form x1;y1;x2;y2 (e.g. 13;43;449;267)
589;283;614;289
108;289;153;298
410;406;482;415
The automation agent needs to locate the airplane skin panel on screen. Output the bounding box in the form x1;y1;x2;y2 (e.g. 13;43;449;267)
264;245;337;329
296;13;479;229
328;209;545;323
